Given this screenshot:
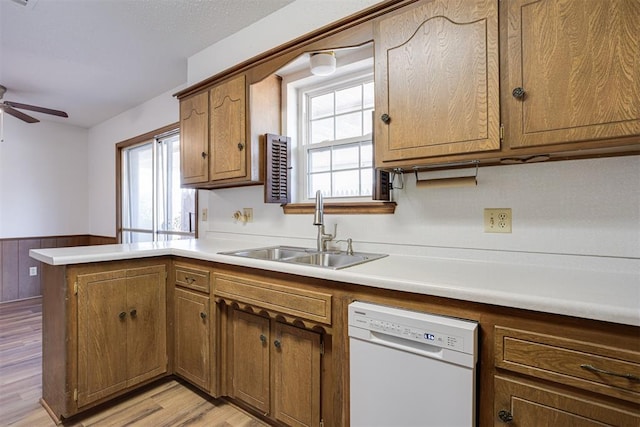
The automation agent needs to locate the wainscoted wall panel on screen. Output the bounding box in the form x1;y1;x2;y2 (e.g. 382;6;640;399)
0;235;116;303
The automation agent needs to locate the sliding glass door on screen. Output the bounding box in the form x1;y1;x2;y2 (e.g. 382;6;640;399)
121;130;195;243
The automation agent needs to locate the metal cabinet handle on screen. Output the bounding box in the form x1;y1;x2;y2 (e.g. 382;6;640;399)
380;113;391;124
274;340;281;349
130;309;137;317
185;277;195;284
497;410;513;423
119;311;127;319
200;312;207;320
260;334;267;344
512;87;526;99
201;151;207;158
237;142;245;151
580;364;640;381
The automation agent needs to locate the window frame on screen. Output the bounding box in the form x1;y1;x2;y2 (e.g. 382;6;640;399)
115;123;197;243
297;72;375;202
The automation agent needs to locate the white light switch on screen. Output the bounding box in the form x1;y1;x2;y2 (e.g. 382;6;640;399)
29;266;38;276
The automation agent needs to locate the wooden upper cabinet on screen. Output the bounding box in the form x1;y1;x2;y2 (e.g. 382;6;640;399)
374;0;500;168
178;73;281;188
210;75;247;181
504;0;640;149
180;91;209;185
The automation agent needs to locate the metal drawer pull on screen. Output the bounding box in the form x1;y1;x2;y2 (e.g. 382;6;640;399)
580;364;640;381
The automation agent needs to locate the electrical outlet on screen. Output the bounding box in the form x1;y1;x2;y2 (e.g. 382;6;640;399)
201;208;208;222
484;208;512;233
243;208;253;222
29;266;38;276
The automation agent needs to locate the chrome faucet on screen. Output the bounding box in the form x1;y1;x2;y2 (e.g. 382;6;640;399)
313;190;336;252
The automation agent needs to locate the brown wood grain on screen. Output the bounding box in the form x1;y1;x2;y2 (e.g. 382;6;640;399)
495;375;640;426
210;75;247;182
180;91;210;185
374;0;501;167
174;287;210;391
504;0;640;148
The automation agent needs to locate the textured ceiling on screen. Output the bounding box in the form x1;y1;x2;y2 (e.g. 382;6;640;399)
0;0;294;128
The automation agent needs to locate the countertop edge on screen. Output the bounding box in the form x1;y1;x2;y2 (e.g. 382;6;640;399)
30;243;640;327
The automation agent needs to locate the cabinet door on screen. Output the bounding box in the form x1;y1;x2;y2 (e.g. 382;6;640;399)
209;75;247;181
174;287;209;391
273;322;321;427
125;266;167;386
494;376;640;426
180;91;209;185
504;0;640;148
374;0;500;165
77;270;128;407
230;309;270;413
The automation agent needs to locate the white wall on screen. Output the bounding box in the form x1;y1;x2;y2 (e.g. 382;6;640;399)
87;88;182;237
81;0;639;267
204;156;640;260
0;119;89;238
188;0;384;84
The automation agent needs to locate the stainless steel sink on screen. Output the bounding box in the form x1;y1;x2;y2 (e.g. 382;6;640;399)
225;246;308;261
220;245;387;270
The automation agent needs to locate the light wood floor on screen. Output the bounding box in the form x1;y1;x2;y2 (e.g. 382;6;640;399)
0;297;268;426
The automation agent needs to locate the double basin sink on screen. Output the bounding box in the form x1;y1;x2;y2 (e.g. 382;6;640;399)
220;245;387;270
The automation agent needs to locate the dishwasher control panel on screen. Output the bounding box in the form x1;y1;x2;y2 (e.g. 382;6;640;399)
348;301;477;355
366;316;465;351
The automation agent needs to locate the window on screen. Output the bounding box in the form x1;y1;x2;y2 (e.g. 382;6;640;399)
301;77;374;200
119;128;195;243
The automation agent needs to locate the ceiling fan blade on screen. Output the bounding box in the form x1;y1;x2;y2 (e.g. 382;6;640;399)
1;104;40;123
4;101;68;118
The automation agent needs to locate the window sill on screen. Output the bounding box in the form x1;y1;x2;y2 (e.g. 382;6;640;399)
282;201;396;215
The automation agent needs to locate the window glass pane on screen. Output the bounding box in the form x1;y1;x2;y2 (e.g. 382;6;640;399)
309;148;331;173
332;170;359;197
335;86;362;114
361;142;373;167
360;168;373;196
122;143;153;230
335;112;362;140
122;231;153;244
363;108;373;135
157;135;196;233
309;172;331;199
363;82;374;109
310;92;334;119
333;144;359;170
311;117;334;144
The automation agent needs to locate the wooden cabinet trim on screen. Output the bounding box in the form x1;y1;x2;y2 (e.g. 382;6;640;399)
214;272;332;325
174;264;211;294
495;326;640;404
494;375;640;426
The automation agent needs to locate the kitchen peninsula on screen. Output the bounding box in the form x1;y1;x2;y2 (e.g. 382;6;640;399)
31;238;640;426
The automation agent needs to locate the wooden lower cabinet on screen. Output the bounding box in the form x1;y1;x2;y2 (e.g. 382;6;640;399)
227;307;322;427
494;376;640;426
273;321;322;427
41;260;169;422
174;287;210;391
230;309;271;412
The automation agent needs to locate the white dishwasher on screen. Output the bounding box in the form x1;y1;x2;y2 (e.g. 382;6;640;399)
348;301;478;427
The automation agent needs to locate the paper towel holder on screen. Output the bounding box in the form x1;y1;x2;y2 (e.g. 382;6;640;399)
414;161;479;188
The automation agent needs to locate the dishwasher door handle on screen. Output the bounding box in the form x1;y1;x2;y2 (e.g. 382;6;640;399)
368;331;445;360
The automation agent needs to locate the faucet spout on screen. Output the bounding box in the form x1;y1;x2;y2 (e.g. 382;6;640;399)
313;190;336;251
313;190;323;226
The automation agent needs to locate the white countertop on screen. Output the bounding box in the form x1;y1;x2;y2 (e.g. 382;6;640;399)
30;238;640;327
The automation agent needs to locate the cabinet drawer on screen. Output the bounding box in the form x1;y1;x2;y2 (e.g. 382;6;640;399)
175;264;210;293
214;273;331;325
495;326;640;404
